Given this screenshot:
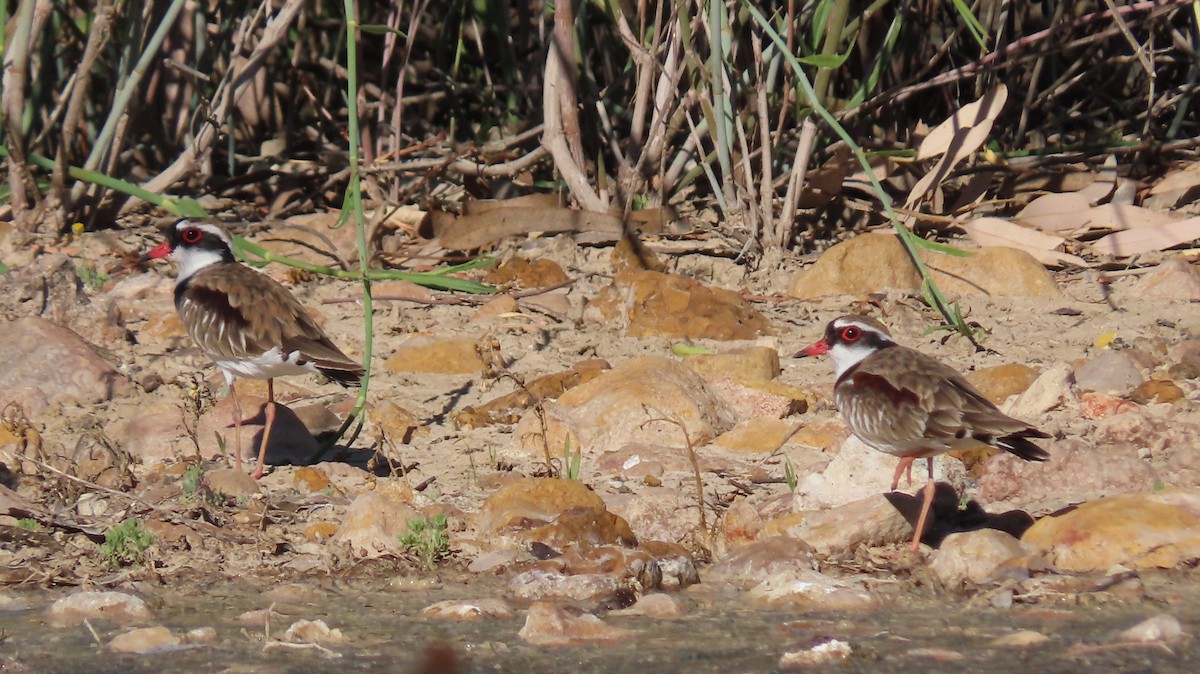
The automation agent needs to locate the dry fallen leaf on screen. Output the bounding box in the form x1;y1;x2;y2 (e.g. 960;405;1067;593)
1150;163;1200;195
906;84;1008;207
962;217;1087;267
1090;215;1200;256
1075;155;1117;204
1086;204;1180;232
1015;193;1093;234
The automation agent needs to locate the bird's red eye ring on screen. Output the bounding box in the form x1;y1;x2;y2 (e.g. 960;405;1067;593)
840;326;861;342
181;227;202;244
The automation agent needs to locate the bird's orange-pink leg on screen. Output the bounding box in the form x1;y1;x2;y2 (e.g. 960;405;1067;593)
228;380;244;472
252;378;276;479
909;457;936;551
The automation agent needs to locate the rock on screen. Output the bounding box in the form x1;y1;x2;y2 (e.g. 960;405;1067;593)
703;378;811;420
746;568;877;610
332;486;422;558
765;495;913;554
108;399;197;465
383;335;484;374
137;310;189;346
978;440;1154;514
475;477;607;536
792;435;966;511
370;398;428;442
1133;259;1200;300
1118;614;1187;644
1074;350;1145;393
684;347;780;383
707;537;817;585
47;591;151;626
990;630;1051;647
108;626;181;654
182;627;217;644
453;359;610;430
604;487;707;546
965;363;1040;405
779;639;853;668
421;598;514;621
204;468;260;500
283;619;344;645
517;602;634;646
611;592;685;618
640;541;700;590
1079;391;1139;419
1022;490;1200;572
470;295;520;322
515;357;734;457
930;529;1039;585
235;608;285;629
1003;363;1074;419
0;317;132;416
1129;379;1185;405
484;257;570;288
788;234;1059;299
520;506;639;550
585;269;770;340
714;418;798;453
508;546;662;602
305;522;338;541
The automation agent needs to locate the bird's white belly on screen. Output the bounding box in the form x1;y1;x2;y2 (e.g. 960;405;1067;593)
214;347;315;380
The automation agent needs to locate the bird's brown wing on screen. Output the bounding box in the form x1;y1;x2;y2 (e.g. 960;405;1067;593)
836;346;1035;455
178;264;363;383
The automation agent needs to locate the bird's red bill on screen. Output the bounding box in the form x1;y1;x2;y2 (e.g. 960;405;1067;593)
796;339;830;358
145;241;173;260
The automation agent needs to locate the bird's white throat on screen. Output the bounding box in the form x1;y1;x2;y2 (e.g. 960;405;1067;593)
830;341;875;379
173;246;226;283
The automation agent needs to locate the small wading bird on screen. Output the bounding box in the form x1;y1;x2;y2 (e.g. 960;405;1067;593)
797;314;1050;551
143;221;364;478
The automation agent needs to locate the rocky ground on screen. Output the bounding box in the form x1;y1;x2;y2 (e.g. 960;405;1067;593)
1;222;1199;670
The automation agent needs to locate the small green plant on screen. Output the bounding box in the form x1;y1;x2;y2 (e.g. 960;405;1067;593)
16;518;40;531
399;513;450;571
562;437;582;481
181;464;204;502
100;518;155;567
784;458;798;493
75;263;109;290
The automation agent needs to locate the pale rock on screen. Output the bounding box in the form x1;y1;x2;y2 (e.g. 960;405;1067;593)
470;295;520;322
684;346;781;383
0;317;133;416
792;435;966;511
788;234;1060;299
611;592;686;618
235;607;285;629
766;495;913;554
965;363;1041;405
1002;363;1074;419
707;536;817;585
332;489;422;558
283;619;344;644
584;269;770;340
703;378;810;420
108;399;196;465
746;568;877;610
108;626;181;654
204;468;261;500
421;598;513;621
47;591;152;626
509;568;628;602
1118;614;1187;644
990;630;1051;647
713;418;799;453
930;529;1039;585
1022;489;1200;572
514;357;735;457
640;541;701;591
182;626;217;644
905;648;965;661
474;477;608;536
196;394;320;466
1133;259;1200;301
978;440;1155;514
779;639;853;668
595;443;706;478
1074;350;1145;393
384;335;484;374
518;602;634;646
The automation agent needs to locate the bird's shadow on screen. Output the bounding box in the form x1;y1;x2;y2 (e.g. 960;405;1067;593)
884;482;1036;548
